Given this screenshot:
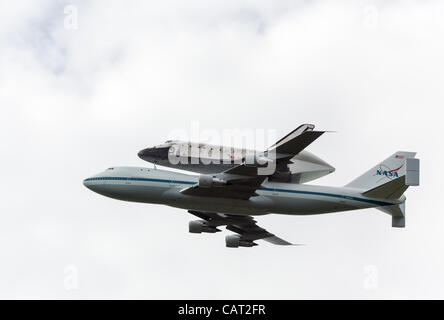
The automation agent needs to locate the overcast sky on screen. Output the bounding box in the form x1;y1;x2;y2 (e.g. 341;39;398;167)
1;0;443;299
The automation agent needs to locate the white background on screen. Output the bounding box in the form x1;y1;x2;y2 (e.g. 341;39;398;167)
0;0;442;299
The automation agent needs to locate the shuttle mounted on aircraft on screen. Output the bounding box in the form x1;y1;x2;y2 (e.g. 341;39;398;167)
84;124;420;248
137;124;335;183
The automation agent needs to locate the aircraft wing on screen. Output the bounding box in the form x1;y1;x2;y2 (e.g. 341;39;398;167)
188;210;293;247
181;182;263;200
180;176;266;200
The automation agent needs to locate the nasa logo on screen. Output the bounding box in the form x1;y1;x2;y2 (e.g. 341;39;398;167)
376;164;403;178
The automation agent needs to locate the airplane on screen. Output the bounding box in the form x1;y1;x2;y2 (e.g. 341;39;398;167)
83;124;420;248
137;124;335;184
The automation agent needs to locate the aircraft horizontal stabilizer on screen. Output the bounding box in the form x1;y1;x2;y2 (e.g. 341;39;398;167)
363;175;408;199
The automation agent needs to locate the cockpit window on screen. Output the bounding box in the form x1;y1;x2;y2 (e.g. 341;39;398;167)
107;167;114;170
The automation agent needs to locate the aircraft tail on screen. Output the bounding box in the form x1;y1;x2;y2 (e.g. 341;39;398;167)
346;151;420;228
345;151;419;191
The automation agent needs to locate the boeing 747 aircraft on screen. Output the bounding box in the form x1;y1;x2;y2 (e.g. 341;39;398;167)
83;125;420;248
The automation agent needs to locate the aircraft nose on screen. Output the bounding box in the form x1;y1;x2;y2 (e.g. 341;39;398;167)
83;174;106;192
83;177;95;191
83;175;109;195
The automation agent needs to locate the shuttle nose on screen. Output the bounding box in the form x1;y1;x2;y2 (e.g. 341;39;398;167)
138;147;169;161
137;148;149;159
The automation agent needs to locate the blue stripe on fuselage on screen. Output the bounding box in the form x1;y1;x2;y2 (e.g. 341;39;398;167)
83;177;393;206
261;187;392;206
83;176;195;185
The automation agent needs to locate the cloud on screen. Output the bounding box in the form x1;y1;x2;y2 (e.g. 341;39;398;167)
0;0;443;298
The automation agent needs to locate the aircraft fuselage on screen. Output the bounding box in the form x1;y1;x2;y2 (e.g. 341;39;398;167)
83;167;399;216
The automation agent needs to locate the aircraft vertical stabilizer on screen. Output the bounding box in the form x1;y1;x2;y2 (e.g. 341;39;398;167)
345;151;418;190
346;152;420;228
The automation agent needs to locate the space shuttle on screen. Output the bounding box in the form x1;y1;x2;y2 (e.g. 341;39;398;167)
138;124;335;183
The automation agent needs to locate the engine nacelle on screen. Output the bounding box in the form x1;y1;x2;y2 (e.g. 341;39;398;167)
198;175;226;188
189;220;220;233
225;235;256;248
244;153;273;167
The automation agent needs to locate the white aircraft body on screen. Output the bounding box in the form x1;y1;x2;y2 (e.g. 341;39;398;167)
84;125;420;247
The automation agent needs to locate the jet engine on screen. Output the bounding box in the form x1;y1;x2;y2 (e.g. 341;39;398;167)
189;220;221;233
225;235;257;248
198;175;227;188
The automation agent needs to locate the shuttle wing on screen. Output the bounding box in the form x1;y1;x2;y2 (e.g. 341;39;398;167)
180;124;327;200
223;124;325;177
267;124;325;156
188;210;294;247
